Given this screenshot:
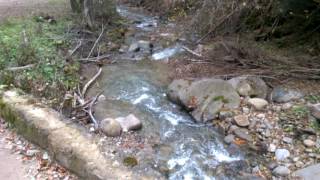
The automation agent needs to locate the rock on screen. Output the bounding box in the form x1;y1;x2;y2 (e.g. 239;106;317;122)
115;114;142;132
309;103;320;119
234;129;253;141
303;139;316;147
270;86;304;103
228;76;268;99
273;166;291;176
283;137;293;144
275;149;290;161
100;118;122;137
248;98;268;110
168;78;240;122
293;163;320;180
25;149;40;157
234;115;250;127
224;134;235;144
267;162;278;170
242;107;250;114
219;110;234;120
128;42;140;52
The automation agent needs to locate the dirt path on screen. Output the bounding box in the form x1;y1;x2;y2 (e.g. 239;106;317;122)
0;0;70;22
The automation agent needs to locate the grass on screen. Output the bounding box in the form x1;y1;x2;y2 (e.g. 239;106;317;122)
0;16;79;104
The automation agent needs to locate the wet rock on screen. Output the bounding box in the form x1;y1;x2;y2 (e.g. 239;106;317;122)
100;118;122;137
248;98;268;110
293;163;320;180
219;110;234;120
303;139;316;147
224;134;235;144
115;114;142;132
273;166;291;176
128;42;140;52
270;86;304;103
168;78;240;122
234;115;250;127
228;76;268;99
309;103;320;119
234;129;253;141
275;149;290;161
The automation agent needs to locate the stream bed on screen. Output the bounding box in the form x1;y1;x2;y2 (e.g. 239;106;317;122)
90;5;250;179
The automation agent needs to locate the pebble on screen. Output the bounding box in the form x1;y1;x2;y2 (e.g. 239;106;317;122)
256;113;266;119
234;128;253;141
275;149;290;161
248;98;269;110
303;139;316;147
268;144;277;152
234;115;250;127
283;137;293;144
224;134;235;144
242;107;250;114
272;166;291;176
282;103;293;110
295;161;304;168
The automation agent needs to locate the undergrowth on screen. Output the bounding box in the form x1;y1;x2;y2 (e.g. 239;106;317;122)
0;16;79;105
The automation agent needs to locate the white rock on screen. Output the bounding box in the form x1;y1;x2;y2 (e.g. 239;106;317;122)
248;98;269;110
115;114;142;132
275;149;290;161
268;144;277;152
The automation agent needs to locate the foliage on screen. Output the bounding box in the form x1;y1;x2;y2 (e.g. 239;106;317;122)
0;17;79;103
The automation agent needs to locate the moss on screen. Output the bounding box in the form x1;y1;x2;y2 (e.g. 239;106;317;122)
123;156;138;167
213;96;229;104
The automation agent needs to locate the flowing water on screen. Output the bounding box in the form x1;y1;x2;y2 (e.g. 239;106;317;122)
92;5;248;179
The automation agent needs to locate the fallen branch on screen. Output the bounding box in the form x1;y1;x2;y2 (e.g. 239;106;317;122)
79;54;110;63
69;40;82;56
88;92;103;129
6;64;36;71
182;46;202;58
81;67;102;98
86;26;105;59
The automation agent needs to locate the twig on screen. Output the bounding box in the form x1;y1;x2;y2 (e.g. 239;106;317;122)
182;46;202;58
82;68;102;97
6;64;36;71
86;26;105;59
196;10;238;44
88;92;103;129
79;54;110;63
69;40;82;56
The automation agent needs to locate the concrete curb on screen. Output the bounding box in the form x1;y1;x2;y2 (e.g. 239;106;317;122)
0;90;145;180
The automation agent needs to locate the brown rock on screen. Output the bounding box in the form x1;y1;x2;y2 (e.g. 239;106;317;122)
100;118;122;137
234;115;250;127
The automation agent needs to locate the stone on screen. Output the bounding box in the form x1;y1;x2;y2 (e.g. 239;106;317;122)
25;149;40;157
128;42;140;52
270;86;304;103
275;149;290;161
224;134;235;144
100;118;122;137
242;107;250;114
115;114;142;132
228;76;268;99
248;98;268;110
273;166;291;176
219;110;234;120
234;115;250;127
309;103;320;119
293;163;320;180
168;78;241;122
283;137;293;144
234;129;253;141
303;139;316;147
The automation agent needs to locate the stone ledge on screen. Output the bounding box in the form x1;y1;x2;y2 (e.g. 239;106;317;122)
0;90;145;180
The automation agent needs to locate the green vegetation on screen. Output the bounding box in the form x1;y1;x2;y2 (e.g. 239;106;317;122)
0;16;79;103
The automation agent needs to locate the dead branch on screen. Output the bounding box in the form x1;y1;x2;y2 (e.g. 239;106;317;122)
6;64;36;71
69;40;82;56
182;46;202;58
86;26;105;59
81;67;102;97
79;54;110;63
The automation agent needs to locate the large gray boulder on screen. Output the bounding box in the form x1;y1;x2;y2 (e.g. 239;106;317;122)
270;86;304;103
293;163;320;180
168;78;240;122
227;76;268;99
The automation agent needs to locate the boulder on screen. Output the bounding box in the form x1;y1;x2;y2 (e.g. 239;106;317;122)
100;118;122;137
228;76;268;99
270;86;304;103
168;78;241;122
248;98;269;110
115;114;142;132
293;163;320;180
